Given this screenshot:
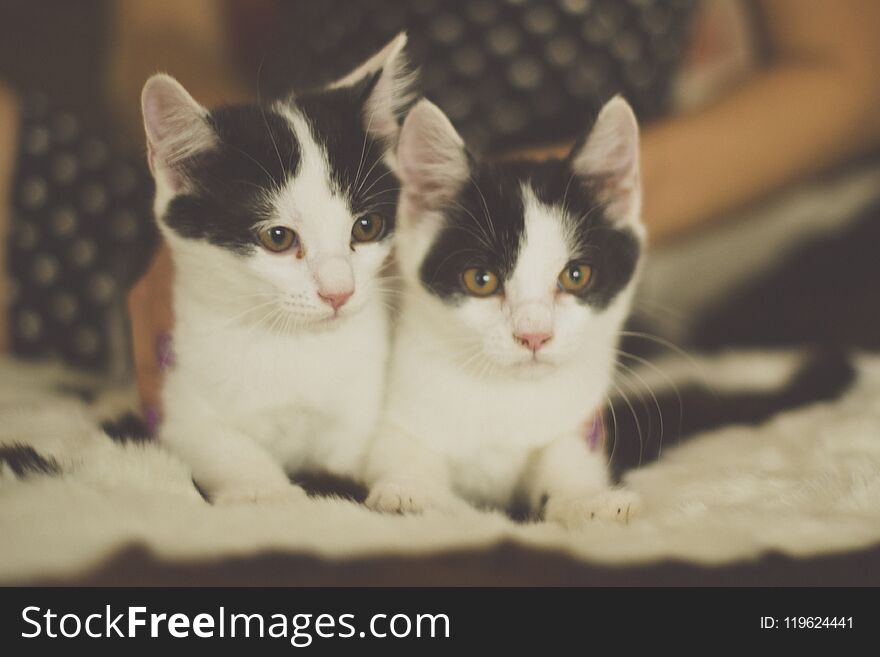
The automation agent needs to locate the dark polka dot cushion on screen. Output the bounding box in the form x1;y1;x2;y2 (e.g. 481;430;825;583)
8;92;157;372
265;0;697;154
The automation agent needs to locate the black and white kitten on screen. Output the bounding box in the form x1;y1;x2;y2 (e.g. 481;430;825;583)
365;97;645;527
141;35;415;504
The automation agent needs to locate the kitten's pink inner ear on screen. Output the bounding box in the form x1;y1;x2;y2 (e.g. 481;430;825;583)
397;99;468;210
141;74;216;184
571;96;641;226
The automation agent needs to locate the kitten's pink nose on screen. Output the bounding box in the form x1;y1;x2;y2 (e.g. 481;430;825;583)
514;332;553;352
319;289;353;311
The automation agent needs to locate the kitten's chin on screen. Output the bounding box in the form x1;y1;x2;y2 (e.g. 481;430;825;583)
511;357;558;376
269;295;370;332
299;305;366;332
482;353;561;379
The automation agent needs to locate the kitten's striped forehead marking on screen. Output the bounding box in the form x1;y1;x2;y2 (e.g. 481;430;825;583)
271;105;354;257
505;185;571;304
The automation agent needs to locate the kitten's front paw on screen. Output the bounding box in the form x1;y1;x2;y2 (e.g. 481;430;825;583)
545;489;642;529
366;482;434;515
211;484;309;507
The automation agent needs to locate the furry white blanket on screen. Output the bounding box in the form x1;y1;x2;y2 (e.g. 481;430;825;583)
1;352;879;584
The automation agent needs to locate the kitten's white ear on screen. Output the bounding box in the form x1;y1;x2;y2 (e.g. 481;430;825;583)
141;74;216;189
329;32;417;145
570;96;641;226
397;99;469;211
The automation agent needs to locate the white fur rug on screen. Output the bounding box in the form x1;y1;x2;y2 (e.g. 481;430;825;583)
2;352;880;584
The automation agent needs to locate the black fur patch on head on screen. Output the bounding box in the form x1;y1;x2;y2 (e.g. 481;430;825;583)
528;159;641;309
298;83;399;234
0;444;61;478
163;105;300;254
419;158;640;309
161;88;399;253
420;160;524;300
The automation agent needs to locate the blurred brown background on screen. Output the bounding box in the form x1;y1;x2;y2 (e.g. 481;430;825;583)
1;0;880;382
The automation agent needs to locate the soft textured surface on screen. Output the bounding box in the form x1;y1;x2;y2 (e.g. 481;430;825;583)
2;351;879;585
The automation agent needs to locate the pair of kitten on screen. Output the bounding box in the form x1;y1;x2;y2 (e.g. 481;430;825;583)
141;34;644;526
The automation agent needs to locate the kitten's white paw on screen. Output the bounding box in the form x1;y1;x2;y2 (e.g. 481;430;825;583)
366;482;438;515
211;484;309;507
545;489;641;529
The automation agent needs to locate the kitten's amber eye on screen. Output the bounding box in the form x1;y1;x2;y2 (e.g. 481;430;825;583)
351;214;386;243
257;226;298;253
461;268;500;297
558;263;592;293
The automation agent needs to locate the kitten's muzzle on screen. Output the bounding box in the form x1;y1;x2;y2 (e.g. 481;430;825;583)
312;255;355;311
511;301;553;352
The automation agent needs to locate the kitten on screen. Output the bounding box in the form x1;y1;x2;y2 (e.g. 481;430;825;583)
141;35;416;504
364;96;645;527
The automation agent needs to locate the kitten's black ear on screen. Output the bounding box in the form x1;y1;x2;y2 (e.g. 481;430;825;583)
328;32;418;147
570;96;642;228
397;99;469;212
141;74;216;190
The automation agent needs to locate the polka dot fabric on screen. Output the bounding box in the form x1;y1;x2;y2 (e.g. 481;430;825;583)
8;93;157;371
268;0;697;154
7;1;695;371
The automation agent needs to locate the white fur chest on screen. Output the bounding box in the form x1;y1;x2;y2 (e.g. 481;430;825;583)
164;292;389;476
384;330;612;505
